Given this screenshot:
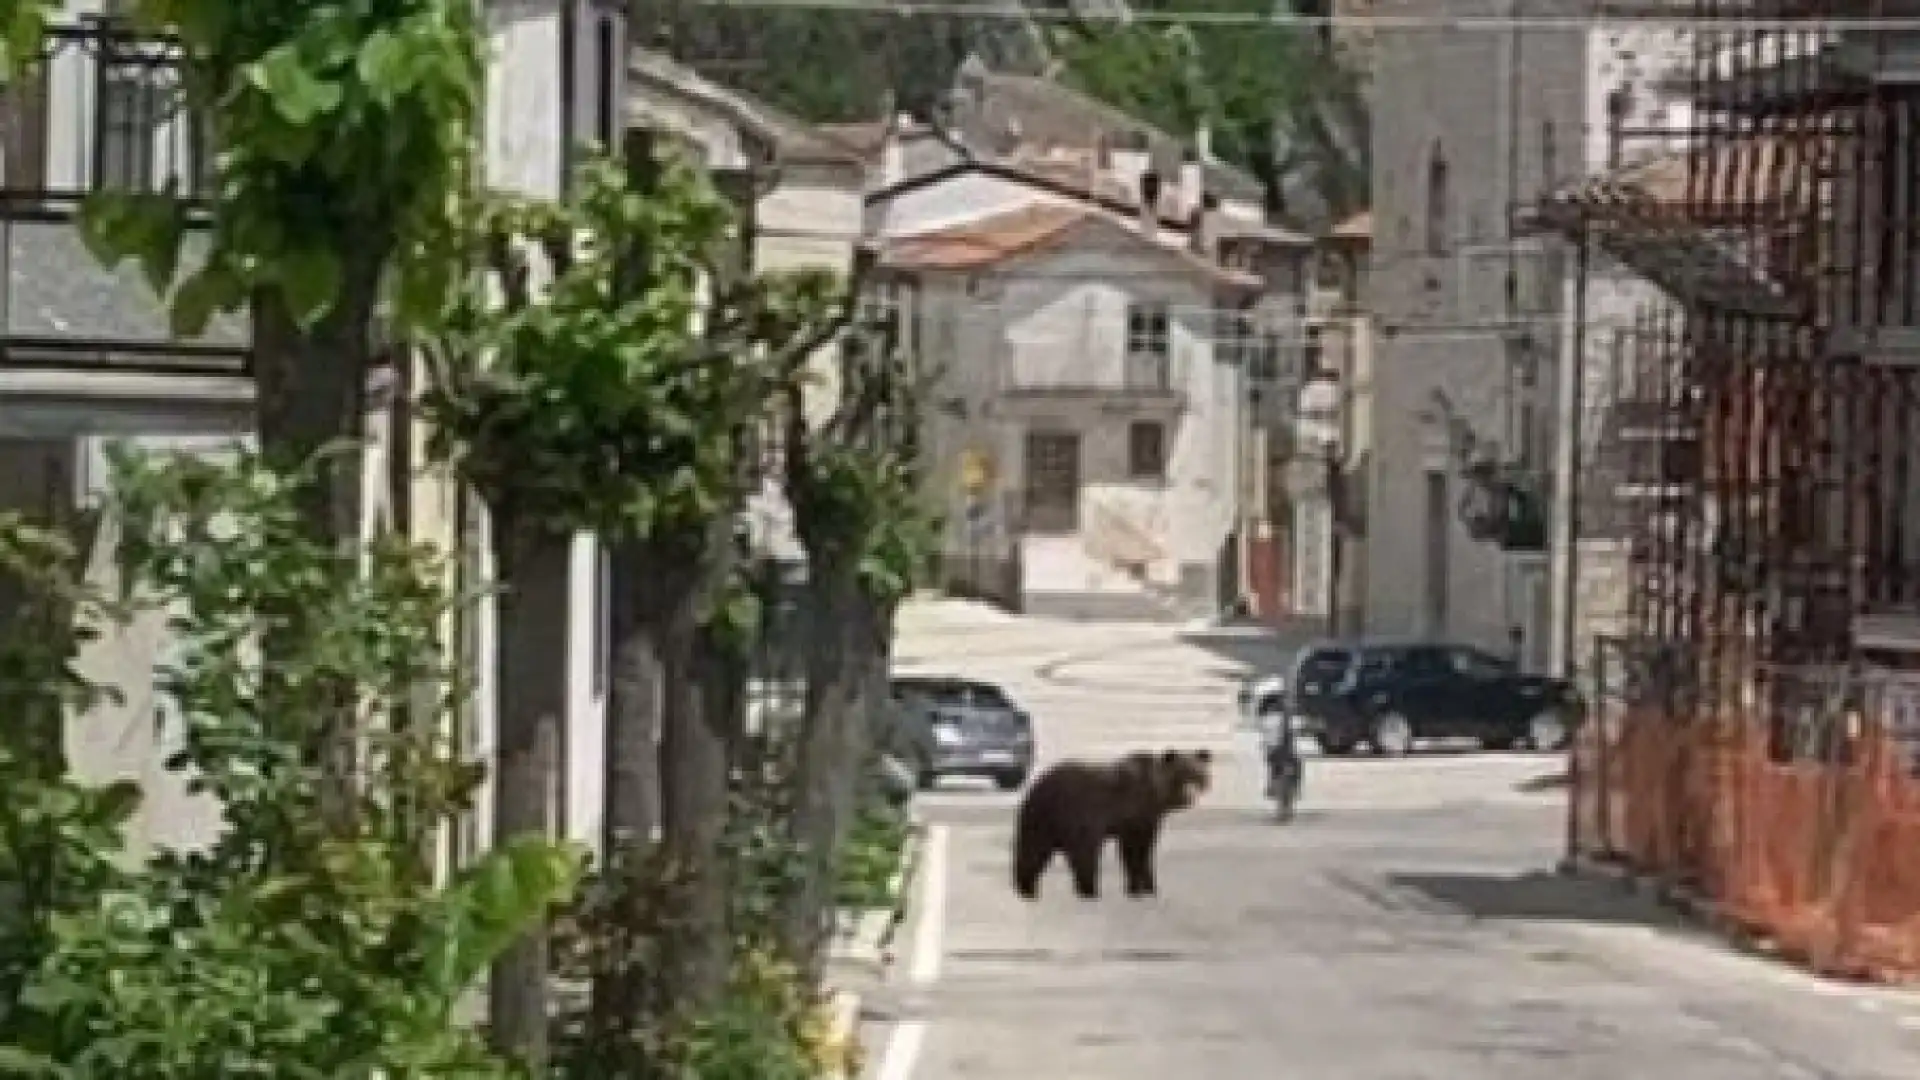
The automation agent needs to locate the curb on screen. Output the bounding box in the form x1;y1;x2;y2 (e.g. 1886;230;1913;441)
829;814;925;975
813;988;863;1080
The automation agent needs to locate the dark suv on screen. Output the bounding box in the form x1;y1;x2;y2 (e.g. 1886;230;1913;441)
1286;640;1580;756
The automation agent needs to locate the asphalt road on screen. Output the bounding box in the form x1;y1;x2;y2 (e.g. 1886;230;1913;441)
860;604;1920;1079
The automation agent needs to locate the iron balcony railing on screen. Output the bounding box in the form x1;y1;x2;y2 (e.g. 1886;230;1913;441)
0;19;215;221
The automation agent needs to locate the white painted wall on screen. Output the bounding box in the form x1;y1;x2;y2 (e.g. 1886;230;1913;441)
915;235;1238;599
483;0;606;857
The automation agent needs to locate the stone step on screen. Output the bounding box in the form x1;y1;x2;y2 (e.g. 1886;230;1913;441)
1020;589;1178;623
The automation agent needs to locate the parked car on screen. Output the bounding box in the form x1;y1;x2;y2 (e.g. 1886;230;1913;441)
1285;640;1580;756
889;675;1036;790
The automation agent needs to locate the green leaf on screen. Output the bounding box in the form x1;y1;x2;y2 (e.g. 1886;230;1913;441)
357;29;416;104
277;246;342;328
0;1044;67;1077
169;263;240;339
245;44;343;126
425;836;584;994
77;191;179;274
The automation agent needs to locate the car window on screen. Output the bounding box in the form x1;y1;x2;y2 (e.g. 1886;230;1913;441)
1355;650;1397;679
963;682;1013;710
1448;648;1508;680
1293;648;1352;685
1398;647;1453;679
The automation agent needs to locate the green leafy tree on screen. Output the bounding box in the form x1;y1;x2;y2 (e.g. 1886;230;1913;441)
1052;1;1370;222
779;317;938;976
420;136;853;1064
72;0;486;545
0;514;137;1054
0;450;582;1077
0;0;56;82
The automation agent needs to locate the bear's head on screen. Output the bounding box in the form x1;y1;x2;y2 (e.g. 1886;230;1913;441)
1152;748;1212;811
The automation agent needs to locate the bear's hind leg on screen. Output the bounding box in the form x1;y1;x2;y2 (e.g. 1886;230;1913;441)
1063;831;1102;900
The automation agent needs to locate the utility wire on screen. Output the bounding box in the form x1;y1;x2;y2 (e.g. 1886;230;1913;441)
683;1;1920;32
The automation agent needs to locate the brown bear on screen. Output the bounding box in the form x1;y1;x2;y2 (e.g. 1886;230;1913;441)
1011;748;1212;901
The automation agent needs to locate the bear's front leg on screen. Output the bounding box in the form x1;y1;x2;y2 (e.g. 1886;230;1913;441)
1118;820;1163;897
1013;834;1055;900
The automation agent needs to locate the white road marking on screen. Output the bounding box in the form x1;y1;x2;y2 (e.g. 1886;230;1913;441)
873;1020;928;1080
874;823;947;1080
910;823;949;986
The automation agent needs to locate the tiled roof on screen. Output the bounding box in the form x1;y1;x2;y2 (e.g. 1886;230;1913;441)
962;68;1266;203
1537;135;1825;315
629;49;863;165
1551;134;1825;225
883;203;1262;288
885;204;1085;269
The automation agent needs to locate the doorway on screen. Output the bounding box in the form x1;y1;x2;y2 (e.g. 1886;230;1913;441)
1023;430;1080;534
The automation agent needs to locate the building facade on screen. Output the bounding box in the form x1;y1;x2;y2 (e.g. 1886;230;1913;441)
879;200;1273;619
1360;0;1585;666
0;0;626;861
1548;0;1920;981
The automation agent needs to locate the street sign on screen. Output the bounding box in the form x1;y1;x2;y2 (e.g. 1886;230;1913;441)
959;448;992;494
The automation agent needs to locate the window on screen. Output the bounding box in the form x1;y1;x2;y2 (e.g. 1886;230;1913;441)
1425;144;1449;256
1293;648;1352;686
860;278;910;334
592;11;619;149
1127;421;1166;480
1248;331;1279;382
1125;301;1171;389
97;71;164;190
1449;648;1508;680
1400;647;1453;680
1540;118;1557;195
1125;301;1170;359
1424;469;1450;634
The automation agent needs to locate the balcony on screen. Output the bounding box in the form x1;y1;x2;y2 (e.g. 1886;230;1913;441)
1;19;214;222
998;342;1188;411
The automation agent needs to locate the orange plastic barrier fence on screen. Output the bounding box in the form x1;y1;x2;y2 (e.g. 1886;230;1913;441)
1570;704;1920;983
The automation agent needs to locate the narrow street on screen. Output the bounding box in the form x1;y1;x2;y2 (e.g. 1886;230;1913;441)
865;603;1920;1079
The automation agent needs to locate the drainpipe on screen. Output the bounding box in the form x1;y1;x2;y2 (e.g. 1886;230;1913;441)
1550;232;1590;681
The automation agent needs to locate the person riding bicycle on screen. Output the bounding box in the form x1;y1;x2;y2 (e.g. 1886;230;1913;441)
1262;704;1302;801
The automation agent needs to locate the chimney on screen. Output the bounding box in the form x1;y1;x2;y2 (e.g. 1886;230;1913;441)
1138;170;1161;237
1179;146;1205;219
1194;122;1212;163
879;113;910;187
1189;192;1218;258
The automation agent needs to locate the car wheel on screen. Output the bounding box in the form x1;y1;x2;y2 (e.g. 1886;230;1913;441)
992;769;1028;792
1370;712;1415;756
1527;709;1570;752
916;769;940;791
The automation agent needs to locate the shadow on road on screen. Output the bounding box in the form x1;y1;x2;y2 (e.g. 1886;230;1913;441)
1175;620;1326;675
1387;870;1689;929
